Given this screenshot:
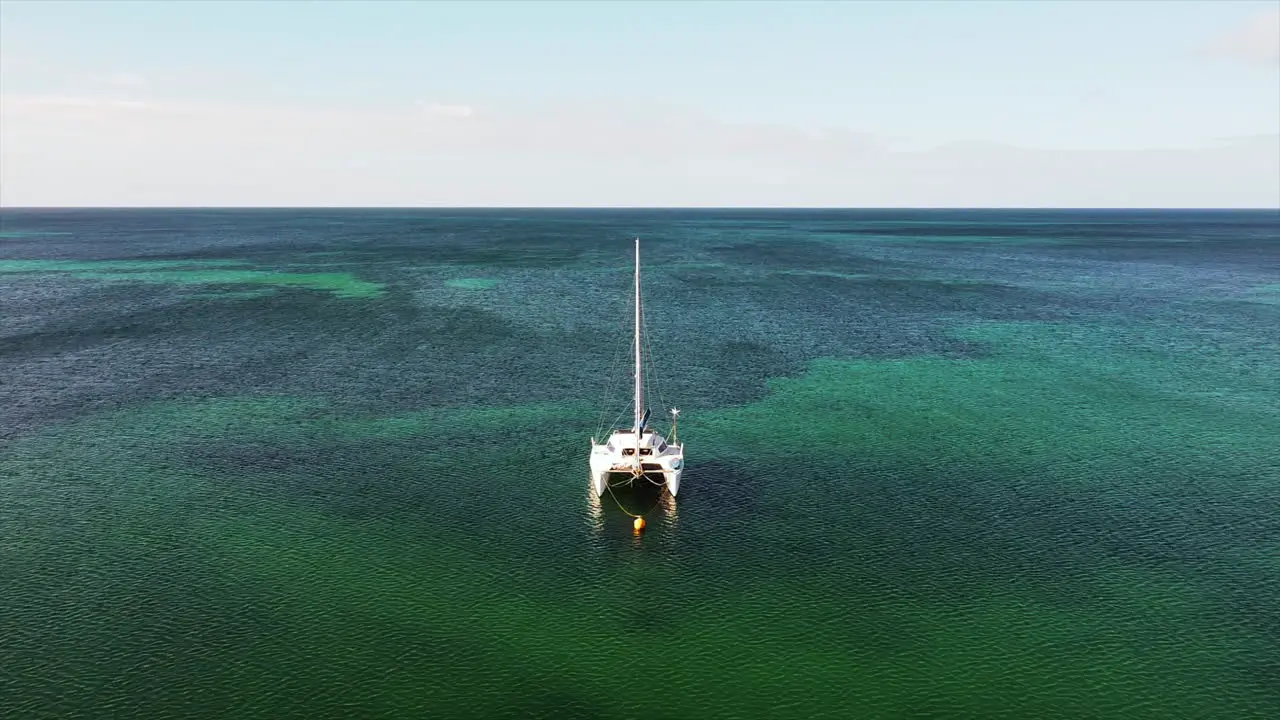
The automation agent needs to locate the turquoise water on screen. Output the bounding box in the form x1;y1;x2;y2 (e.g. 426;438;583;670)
1;209;1278;718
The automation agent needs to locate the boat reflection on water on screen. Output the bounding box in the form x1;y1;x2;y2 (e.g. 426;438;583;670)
585;473;679;542
586;484;604;534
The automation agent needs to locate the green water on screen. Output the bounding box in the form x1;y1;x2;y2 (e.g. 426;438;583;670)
0;259;384;298
1;209;1277;718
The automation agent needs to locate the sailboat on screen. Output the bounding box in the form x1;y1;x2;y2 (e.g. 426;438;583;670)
589;237;685;498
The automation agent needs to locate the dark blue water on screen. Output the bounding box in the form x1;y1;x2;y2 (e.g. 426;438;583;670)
2;209;1278;718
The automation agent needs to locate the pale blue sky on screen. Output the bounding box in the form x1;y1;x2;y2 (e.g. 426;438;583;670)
2;1;1277;206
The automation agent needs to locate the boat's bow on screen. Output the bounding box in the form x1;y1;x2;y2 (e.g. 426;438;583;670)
589;430;683;497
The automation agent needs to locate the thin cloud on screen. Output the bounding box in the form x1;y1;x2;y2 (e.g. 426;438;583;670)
108;72;147;88
1;97;1275;208
1;95;178;116
1202;8;1280;65
417;101;474;118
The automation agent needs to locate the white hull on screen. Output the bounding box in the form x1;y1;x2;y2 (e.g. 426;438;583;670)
591;467;682;497
590;430;683;498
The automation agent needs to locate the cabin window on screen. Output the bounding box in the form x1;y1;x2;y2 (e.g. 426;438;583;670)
657;442;667;452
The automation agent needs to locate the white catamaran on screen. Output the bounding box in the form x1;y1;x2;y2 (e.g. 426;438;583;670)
589;237;685;498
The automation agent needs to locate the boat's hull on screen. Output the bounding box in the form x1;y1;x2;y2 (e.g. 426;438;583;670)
591;466;682;498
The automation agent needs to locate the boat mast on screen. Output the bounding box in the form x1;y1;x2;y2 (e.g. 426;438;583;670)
633;236;644;433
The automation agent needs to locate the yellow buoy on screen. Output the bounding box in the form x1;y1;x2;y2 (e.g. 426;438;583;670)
633;516;646;532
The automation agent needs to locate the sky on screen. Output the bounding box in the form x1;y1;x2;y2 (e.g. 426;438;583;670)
1;0;1277;207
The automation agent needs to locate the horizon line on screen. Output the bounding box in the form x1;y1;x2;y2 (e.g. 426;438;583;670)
2;206;1277;212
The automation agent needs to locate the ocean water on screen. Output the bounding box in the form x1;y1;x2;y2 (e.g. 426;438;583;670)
1;208;1278;718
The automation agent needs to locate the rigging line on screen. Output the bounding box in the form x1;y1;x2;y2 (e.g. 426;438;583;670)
650;349;670;433
644;352;667;434
601;360;630;436
640;332;664;434
643;472;667;487
595;312;632;439
638;288;670;429
606;364;630;432
604;472;666;519
641;310;657;395
595;335;623;437
606;336;628;413
634;263;669;434
647;331;667;425
601;330;637;436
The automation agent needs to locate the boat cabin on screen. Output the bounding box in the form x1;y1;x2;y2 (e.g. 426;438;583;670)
603;429;671;456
